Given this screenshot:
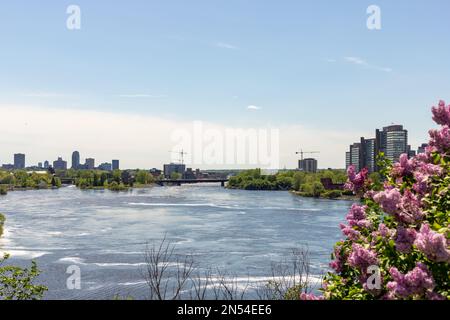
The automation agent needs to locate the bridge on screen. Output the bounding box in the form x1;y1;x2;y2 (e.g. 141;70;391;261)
156;179;229;187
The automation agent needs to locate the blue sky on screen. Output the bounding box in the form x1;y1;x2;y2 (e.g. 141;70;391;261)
0;1;449;168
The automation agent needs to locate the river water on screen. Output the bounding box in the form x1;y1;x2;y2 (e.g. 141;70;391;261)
0;184;352;299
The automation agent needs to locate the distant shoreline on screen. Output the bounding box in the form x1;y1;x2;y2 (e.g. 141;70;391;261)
289;190;358;201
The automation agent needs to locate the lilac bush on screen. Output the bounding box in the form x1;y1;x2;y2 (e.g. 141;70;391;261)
312;101;450;300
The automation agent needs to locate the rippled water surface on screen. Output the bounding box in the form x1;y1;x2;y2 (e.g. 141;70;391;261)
0;184;352;299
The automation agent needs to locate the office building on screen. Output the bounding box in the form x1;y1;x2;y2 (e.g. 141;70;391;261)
417;143;428;154
298;158;318;173
38;162;43;168
362;138;376;173
163;163;186;178
85;158;95;170
376;125;408;164
112;160;119;170
53;157;67;170
348;142;362;172
72;151;80;169
1;164;14;170
345;152;351;170
44;161;49;169
14;153;25;169
98;162;112;171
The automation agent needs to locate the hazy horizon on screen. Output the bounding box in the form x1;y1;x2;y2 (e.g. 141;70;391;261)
1;1;448;169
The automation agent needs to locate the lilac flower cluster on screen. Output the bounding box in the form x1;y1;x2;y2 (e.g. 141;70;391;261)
395;227;417;253
414;224;450;263
429;126;450;154
373;188;424;224
329;245;345;273
299;293;324;300
386;263;441;299
431;100;450;126
344;166;368;194
347;243;378;273
308;101;449;301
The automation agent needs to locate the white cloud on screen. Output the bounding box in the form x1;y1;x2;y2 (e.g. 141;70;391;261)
22;92;68;98
215;42;239;50
247;105;261;110
0;104;361;169
344;56;392;72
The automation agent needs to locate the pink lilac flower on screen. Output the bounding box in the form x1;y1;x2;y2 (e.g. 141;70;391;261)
391;154;414;177
344;166;368;194
329;245;345;273
373;188;401;215
431;100;450;126
395;227;417;253
412;171;429;195
397;189;424;224
300;293;324;300
414;224;450;263
374;189;424;224
378;223;392;238
347;243;378;272
340;223;361;241
429;125;450;154
345;204;372;229
386;263;435;299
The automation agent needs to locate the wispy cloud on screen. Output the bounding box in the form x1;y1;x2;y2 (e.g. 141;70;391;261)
247;105;261;110
325;58;336;63
215;42;239;50
344;56;392;72
23;92;68;98
118;94;168;98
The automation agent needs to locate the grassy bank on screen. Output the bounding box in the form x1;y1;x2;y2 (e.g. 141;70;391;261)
227;169;354;200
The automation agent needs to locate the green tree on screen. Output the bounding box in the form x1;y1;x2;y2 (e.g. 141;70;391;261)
0;254;48;300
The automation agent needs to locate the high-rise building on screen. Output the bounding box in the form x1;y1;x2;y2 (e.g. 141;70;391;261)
376;125;408;164
85;158;95;170
14;153;25;169
362;138;376;173
53;157;67;170
349;143;362;172
112;160;119;170
38;162;43;168
164;163;186;178
44;160;49;169
417;143;428;154
345;152;351;170
72;151;80;169
298;158;318;173
98;162;112;171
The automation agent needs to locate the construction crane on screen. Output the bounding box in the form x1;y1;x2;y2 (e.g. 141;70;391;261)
169;150;188;164
295;149;320;161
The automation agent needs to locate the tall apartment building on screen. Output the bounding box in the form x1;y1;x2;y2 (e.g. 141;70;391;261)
85;158;95;170
112;160;120;170
417;143;428;154
376;125;408;164
53;157;67;170
72;151;80;169
348;142;362;172
14;153;25;169
298;158;318;173
164;163;186;178
346;125;411;173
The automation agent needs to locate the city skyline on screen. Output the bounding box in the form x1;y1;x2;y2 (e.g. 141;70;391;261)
0;1;448;168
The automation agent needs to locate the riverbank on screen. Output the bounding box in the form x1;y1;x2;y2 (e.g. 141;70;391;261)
289;190;359;201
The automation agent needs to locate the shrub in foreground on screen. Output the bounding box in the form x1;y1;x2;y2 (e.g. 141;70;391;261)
302;101;450;300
